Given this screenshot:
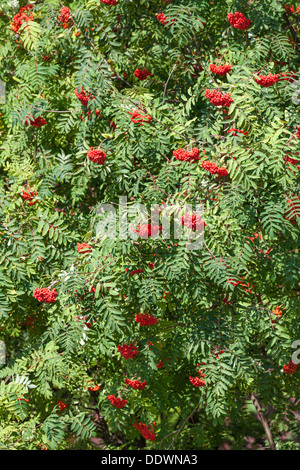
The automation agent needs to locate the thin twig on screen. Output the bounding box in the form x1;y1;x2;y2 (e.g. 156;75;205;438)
167;405;198;450
163;63;177;104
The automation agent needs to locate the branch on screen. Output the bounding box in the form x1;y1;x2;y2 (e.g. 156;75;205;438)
283;11;299;50
167;405;198;450
250;393;276;450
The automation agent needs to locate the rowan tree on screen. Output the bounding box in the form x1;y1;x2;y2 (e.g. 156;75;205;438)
0;0;299;450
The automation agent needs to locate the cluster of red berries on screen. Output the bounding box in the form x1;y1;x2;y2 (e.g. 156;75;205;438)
133;422;156;441
74;288;96;303
25;116;47;128
126;268;144;276
201;160;228;177
107;395;128;408
88;382;101;391
87;148;107;165
280;71;297;82
255;74;279;87
197;364;206;379
285;196;300;222
157;13;176;25
17;397;29;402
77;242;92;254
57;401;67;411
274;60;288;67
135;313;158;326
222;108;231;120
297;125;300;140
228;277;253;293
118;343;139;359
134;69;153;80
189;376;205;387
33;287;57;303
284;4;300;14
157;13;168;24
283;154;299;168
109;120;116;130
131;223;162;238
190;352;225;388
24;314;39;328
78;109;101;121
283;360;298;374
128;109;152;125
11;5;34;34
256;247;272;259
227;12;251;30
205;89;233;107
227;128;248;136
214;349;225;359
271;306;284;324
209;64;232;76
83;317;93;328
100;0;117;4
246;232;261;243
21;190;38;205
189;361;206;387
173;147;200;162
58;7;71;28
181;213;206;230
125;378;147;389
75;87;92;106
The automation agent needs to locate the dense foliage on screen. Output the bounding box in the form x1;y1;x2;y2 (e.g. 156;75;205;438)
0;0;300;451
